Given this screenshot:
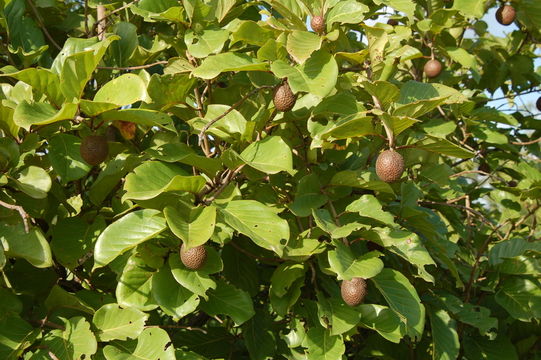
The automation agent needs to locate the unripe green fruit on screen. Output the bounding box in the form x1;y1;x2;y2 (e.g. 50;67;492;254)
341;278;367;306
180;244;207;270
80;135;108;166
424;59;442;78
376;149;404;183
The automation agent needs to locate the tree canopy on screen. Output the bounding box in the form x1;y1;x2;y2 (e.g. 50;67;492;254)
0;0;540;359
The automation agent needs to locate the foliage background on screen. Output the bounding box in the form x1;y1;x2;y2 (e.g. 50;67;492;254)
0;0;540;359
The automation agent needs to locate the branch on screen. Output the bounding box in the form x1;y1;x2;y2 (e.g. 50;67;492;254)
203;165;245;205
92;0;141;33
26;0;62;50
96;5;106;40
198;86;274;147
372;96;394;148
511;137;541;146
0;200;30;233
97;60;168;71
484;88;539;102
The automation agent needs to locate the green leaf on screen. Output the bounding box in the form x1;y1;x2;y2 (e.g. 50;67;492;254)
327;241;384;280
123;161;204;201
377;0;416;17
89;154;140;206
463;335;518;360
240;136;294;175
152;264;200;320
452;0;485;18
164;204;216;249
0;68;64;106
185;28;229;58
362;81;400;109
358;304;403;343
371;268;425;339
271;50;338;98
147;73;197;110
326;0;369;25
398;81;467;105
60;36;119;101
111;22;138;67
428;308;459;360
44;285;95;315
47;133;92;184
93;209;167;269
189;104;247;142
51;216;105;269
346;195;396;226
270;262;306;298
99;109;174;127
103;327;174;360
92;304;148;341
222;244;259;295
319;113;376;140
0;314;39;359
415;137;475;159
146;142;221;176
218;200;290;256
192;52;268;79
318;296;361;335
0;222;52;268
231;21;274;47
200;280;255;325
242;308;276;360
41;317;97;360
94;74;148;106
495;277;541;321
169;253;217;300
303;326;345;360
116;255;158;311
13;165;51;199
13;101;77;131
286;30;322;64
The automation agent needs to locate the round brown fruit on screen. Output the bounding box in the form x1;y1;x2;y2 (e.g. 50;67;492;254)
273;82;297;112
424;59;442;78
311;15;325;34
341;278;367;307
80;135;108;166
536;96;541;112
496;5;516;26
376;149;404;183
180;244;207;270
387;19;398;26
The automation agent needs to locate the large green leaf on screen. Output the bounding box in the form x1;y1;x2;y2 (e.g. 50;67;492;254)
123;161;204;201
13;101;77;131
192;52;268;79
286;30;322;64
185;28;230;58
303;326;345;360
495;277;541;321
452;0;485;18
116;255;158;311
102;327;174;360
240;136;294;175
169;252;218;300
358;304;403;343
345;195;396;226
271;50;338;98
242;308;276;360
428;308;459;360
270;262;306;298
94;74;148;106
218;200;290;256
327;241;384;280
47;133;92;184
164;204;216;249
92;304;148;341
39;317;97;360
326;0;369;24
151;264;200;320
93;209;167;269
0;68;64;106
0;314;39;359
371;268;426;339
415;137;475;159
13;165;51;199
0;222;52;268
200;280;255;325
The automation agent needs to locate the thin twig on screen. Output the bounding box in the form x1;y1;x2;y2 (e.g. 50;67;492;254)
92;0;140;33
203;165;245;204
48;351;60;360
97;60;168;71
372;95;394;148
96;5;106;40
511;137;541;146
198;86;274;147
0;200;30;233
26;0;62;50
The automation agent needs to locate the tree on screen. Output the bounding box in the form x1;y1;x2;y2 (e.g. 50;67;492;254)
0;0;540;359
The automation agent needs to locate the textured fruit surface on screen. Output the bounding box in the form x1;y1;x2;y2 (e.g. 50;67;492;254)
496;5;516;25
537;96;541;111
273;83;296;112
180;244;207;270
80;135;108;166
376;150;404;183
387;19;398;26
424;59;442;78
341;278;367;306
311;15;325;34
